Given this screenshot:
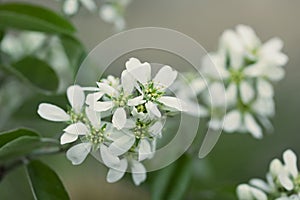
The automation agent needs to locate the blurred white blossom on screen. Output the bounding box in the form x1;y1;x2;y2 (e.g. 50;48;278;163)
237;149;300;200
178;24;288;139
57;0;132;31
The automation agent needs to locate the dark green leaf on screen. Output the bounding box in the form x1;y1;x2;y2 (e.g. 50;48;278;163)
27;160;69;200
151;154;193;200
60;35;86;74
0;128;39;148
0;136;41;163
0;30;4;42
0;3;75;35
11;56;59;92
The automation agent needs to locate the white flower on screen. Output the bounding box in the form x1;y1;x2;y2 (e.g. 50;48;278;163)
1;31;46;60
237;184;267;200
38;85;84;123
200;24;288;139
106;157;146;186
125;57;186;117
99;0;131;31
108;118;163;161
62;0;97;16
237;149;300;199
86;73;135;130
66;107;120;167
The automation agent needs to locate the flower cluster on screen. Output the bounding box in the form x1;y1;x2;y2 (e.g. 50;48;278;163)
58;0;132;31
37;57;185;185
180;24;288;139
237;149;300;200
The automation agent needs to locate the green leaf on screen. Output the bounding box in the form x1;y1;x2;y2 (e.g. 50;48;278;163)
60;35;86;74
0;3;75;35
0;30;4;42
10;56;59;92
151;154;193;200
0;135;41;163
26;160;69;200
0;128;39;148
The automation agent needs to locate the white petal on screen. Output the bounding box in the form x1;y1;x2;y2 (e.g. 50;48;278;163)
278;172;294;191
240;81;255;104
244;113;262;139
249;179;271;192
93;101;114;112
264;66;285;82
257;79;274;98
125;57;142;70
252;97;275;117
121;70;135;95
109;135;135;156
99;4;118;23
158;96;186;111
270;158;284;177
149;121;164;137
85;107;101;128
131;160;146;186
60;133;78;145
208;82;227;107
96;82;118;97
100;144;120;168
153;65;177;89
138;139;152;161
127;96;145;106
236;184;252;199
250;187;268;200
85;92;104;106
64;122;89;135
66;143;92;165
261;37;284;54
220;30;244;69
124;119;136;129
126;58;151;84
236;25;260;50
106;158;128;183
37;103;70;122
63;0;79;15
283;149;298;178
223;110;242;132
67;85;85;113
226;83;237;106
112;108;127;130
145;102;161;117
79;0;97;11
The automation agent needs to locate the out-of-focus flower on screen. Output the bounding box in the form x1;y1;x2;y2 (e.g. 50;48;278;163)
182;24;288;139
1;31;46;61
237;149;300;199
61;0;97;16
99;0;132;31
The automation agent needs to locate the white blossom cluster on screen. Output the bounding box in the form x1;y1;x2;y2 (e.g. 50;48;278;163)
37;57;185;185
180;24;288;139
237;149;300;200
58;0;132;31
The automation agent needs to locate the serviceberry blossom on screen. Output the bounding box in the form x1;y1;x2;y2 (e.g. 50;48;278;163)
237;149;300;200
60;0;97;16
99;0;132;31
37;57;184;185
57;0;131;31
178;24;288;139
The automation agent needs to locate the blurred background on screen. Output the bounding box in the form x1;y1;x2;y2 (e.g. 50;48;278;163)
0;0;300;199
